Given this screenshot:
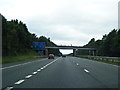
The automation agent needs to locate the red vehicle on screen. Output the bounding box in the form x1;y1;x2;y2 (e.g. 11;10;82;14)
48;54;54;59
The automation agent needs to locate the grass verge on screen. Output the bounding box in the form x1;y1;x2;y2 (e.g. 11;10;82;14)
2;51;46;64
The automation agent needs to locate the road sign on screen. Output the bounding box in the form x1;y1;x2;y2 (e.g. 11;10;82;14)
32;42;45;50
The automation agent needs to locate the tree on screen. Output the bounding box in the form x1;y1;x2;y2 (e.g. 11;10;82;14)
76;29;120;57
2;15;61;56
2;15;38;56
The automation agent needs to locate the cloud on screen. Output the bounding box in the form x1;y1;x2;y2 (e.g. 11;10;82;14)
0;0;119;46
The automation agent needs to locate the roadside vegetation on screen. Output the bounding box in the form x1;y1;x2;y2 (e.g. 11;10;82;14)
2;14;61;64
76;29;120;57
1;14;120;64
2;51;46;64
76;29;120;65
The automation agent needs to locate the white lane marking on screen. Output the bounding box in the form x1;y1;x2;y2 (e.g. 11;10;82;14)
40;57;60;70
14;80;25;85
49;62;53;64
44;64;49;67
41;67;44;70
84;69;89;73
76;63;79;65
43;65;47;68
5;87;13;90
1;58;48;70
46;63;50;66
37;69;41;72
4;58;61;88
33;72;37;74
25;75;32;78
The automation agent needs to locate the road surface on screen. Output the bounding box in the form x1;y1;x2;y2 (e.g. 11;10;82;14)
1;56;119;89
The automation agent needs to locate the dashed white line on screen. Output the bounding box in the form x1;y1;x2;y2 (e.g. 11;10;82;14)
4;57;61;89
46;63;50;66
4;87;13;90
37;69;41;72
44;64;48;67
33;72;37;74
49;62;53;64
76;63;79;65
43;66;47;68
84;69;89;73
14;80;25;85
40;58;60;70
25;75;32;79
4;58;59;90
41;67;44;70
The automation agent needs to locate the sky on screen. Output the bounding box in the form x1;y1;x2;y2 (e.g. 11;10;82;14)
0;0;119;54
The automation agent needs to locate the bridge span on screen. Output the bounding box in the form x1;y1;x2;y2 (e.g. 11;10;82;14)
32;42;97;56
46;46;96;50
45;46;97;56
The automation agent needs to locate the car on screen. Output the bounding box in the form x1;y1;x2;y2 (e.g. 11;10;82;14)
62;55;66;57
48;54;54;59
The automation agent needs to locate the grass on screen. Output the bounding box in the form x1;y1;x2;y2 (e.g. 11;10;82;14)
2;51;47;64
78;56;120;66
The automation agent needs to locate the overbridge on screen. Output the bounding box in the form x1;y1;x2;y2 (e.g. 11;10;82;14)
32;42;97;56
46;46;96;50
45;46;97;56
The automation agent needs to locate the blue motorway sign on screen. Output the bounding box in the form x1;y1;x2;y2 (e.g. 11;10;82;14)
32;42;45;50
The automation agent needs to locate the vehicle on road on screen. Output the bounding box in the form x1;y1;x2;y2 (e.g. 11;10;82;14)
62;55;66;57
48;54;54;59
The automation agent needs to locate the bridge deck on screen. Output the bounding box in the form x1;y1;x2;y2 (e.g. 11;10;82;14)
45;46;96;50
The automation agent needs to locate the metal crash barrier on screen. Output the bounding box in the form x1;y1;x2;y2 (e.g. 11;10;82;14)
77;55;120;62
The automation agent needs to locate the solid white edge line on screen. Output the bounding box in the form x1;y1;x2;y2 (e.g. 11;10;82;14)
84;69;89;73
14;80;25;85
25;75;32;78
76;57;119;67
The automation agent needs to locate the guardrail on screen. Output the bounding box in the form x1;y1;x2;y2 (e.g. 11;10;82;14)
76;55;120;62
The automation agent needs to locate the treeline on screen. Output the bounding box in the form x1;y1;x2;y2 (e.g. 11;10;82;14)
2;15;61;56
76;29;120;57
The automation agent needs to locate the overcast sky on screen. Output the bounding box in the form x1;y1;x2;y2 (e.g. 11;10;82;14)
0;0;119;54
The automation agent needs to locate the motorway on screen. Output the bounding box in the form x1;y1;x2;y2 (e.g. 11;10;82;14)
1;56;119;89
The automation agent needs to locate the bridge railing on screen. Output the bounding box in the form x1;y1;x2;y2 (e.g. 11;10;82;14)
76;55;120;62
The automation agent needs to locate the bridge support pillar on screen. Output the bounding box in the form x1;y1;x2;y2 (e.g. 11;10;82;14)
92;50;95;56
96;50;98;56
45;49;48;56
93;50;98;56
89;50;97;56
73;49;76;56
89;50;90;56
